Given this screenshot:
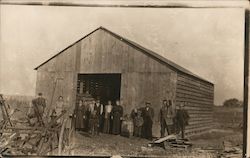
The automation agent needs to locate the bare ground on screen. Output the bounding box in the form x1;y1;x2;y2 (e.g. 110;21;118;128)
59;128;242;157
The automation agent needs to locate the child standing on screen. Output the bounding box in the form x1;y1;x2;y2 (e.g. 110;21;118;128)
133;110;144;137
89;110;99;136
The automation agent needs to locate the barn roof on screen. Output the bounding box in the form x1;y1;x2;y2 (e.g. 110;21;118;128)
34;26;213;85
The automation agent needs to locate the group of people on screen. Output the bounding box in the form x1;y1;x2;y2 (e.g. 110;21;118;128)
30;92;190;140
131;100;190;140
74;98;123;136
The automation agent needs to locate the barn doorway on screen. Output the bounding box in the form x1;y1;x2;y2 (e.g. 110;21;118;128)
76;74;121;104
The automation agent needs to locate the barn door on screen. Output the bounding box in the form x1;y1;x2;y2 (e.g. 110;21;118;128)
76;74;121;104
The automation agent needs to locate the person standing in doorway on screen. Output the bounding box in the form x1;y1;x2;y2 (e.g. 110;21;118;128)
103;100;112;134
89;110;99;136
87;100;96;133
142;102;154;140
159;100;175;137
111;99;123;135
94;98;104;133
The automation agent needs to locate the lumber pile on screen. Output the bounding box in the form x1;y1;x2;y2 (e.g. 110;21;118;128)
148;134;192;150
218;141;242;158
0;106;68;155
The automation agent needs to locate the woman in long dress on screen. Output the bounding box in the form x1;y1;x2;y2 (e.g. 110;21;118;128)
86;100;95;132
103;100;112;134
111;100;123;135
75;100;86;131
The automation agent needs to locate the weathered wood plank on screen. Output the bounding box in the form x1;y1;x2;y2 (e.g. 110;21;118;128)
177;81;213;94
177;76;213;90
176;72;214;136
178;74;213;89
176;87;213;98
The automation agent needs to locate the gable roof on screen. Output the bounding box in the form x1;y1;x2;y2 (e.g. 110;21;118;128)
34;26;213;85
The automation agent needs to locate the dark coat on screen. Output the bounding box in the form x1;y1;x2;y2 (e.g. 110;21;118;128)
75;104;86;129
141;106;154;139
175;109;189;127
111;105;123;134
142;107;154;121
94;103;104;131
159;106;174;125
130;108;138;120
94;103;103;117
32;97;46;114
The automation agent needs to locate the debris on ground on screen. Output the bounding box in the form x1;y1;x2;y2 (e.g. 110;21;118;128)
218;140;242;158
0;94;69;156
148;134;192;150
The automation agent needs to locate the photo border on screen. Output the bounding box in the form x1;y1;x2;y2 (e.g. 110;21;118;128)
0;1;248;157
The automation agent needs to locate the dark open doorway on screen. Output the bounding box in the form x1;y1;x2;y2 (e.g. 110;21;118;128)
77;74;121;104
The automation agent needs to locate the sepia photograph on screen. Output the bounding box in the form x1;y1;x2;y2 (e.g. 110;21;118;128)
0;0;248;157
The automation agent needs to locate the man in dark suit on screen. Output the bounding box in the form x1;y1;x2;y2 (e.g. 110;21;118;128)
94;98;104;133
142;102;154;140
159;100;174;137
175;102;189;139
32;92;46;125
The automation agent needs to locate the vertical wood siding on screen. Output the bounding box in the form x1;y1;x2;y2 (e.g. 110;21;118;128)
79;30;173;74
35;28;214;136
35;44;79;114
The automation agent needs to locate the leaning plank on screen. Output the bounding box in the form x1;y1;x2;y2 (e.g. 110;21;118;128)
0;133;17;148
153;134;176;144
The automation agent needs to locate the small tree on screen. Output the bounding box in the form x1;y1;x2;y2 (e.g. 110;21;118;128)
223;98;242;107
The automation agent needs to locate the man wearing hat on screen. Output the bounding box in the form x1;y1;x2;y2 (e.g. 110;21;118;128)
32;92;46;125
141;102;154;140
175;102;189;139
159;99;174;137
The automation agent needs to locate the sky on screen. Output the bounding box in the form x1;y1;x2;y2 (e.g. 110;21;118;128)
0;4;245;105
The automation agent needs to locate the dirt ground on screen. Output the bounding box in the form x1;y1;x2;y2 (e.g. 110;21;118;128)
56;106;243;157
63;132;213;157
59;127;241;157
1;96;243;157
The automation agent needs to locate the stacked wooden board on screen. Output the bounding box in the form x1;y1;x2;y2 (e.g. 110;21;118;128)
176;74;214;136
149;134;192;149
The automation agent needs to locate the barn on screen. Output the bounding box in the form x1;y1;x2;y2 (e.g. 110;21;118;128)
34;26;214;136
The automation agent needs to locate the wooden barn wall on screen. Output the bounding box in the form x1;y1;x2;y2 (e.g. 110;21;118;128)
176;73;214;136
78;29;176;108
36;28;214;136
78;29;176;106
122;72;177;137
121;72;177;114
35;43;81;114
79;29;173;73
77;29;177;137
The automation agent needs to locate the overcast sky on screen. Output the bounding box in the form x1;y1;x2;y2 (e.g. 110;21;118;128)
0;4;245;105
